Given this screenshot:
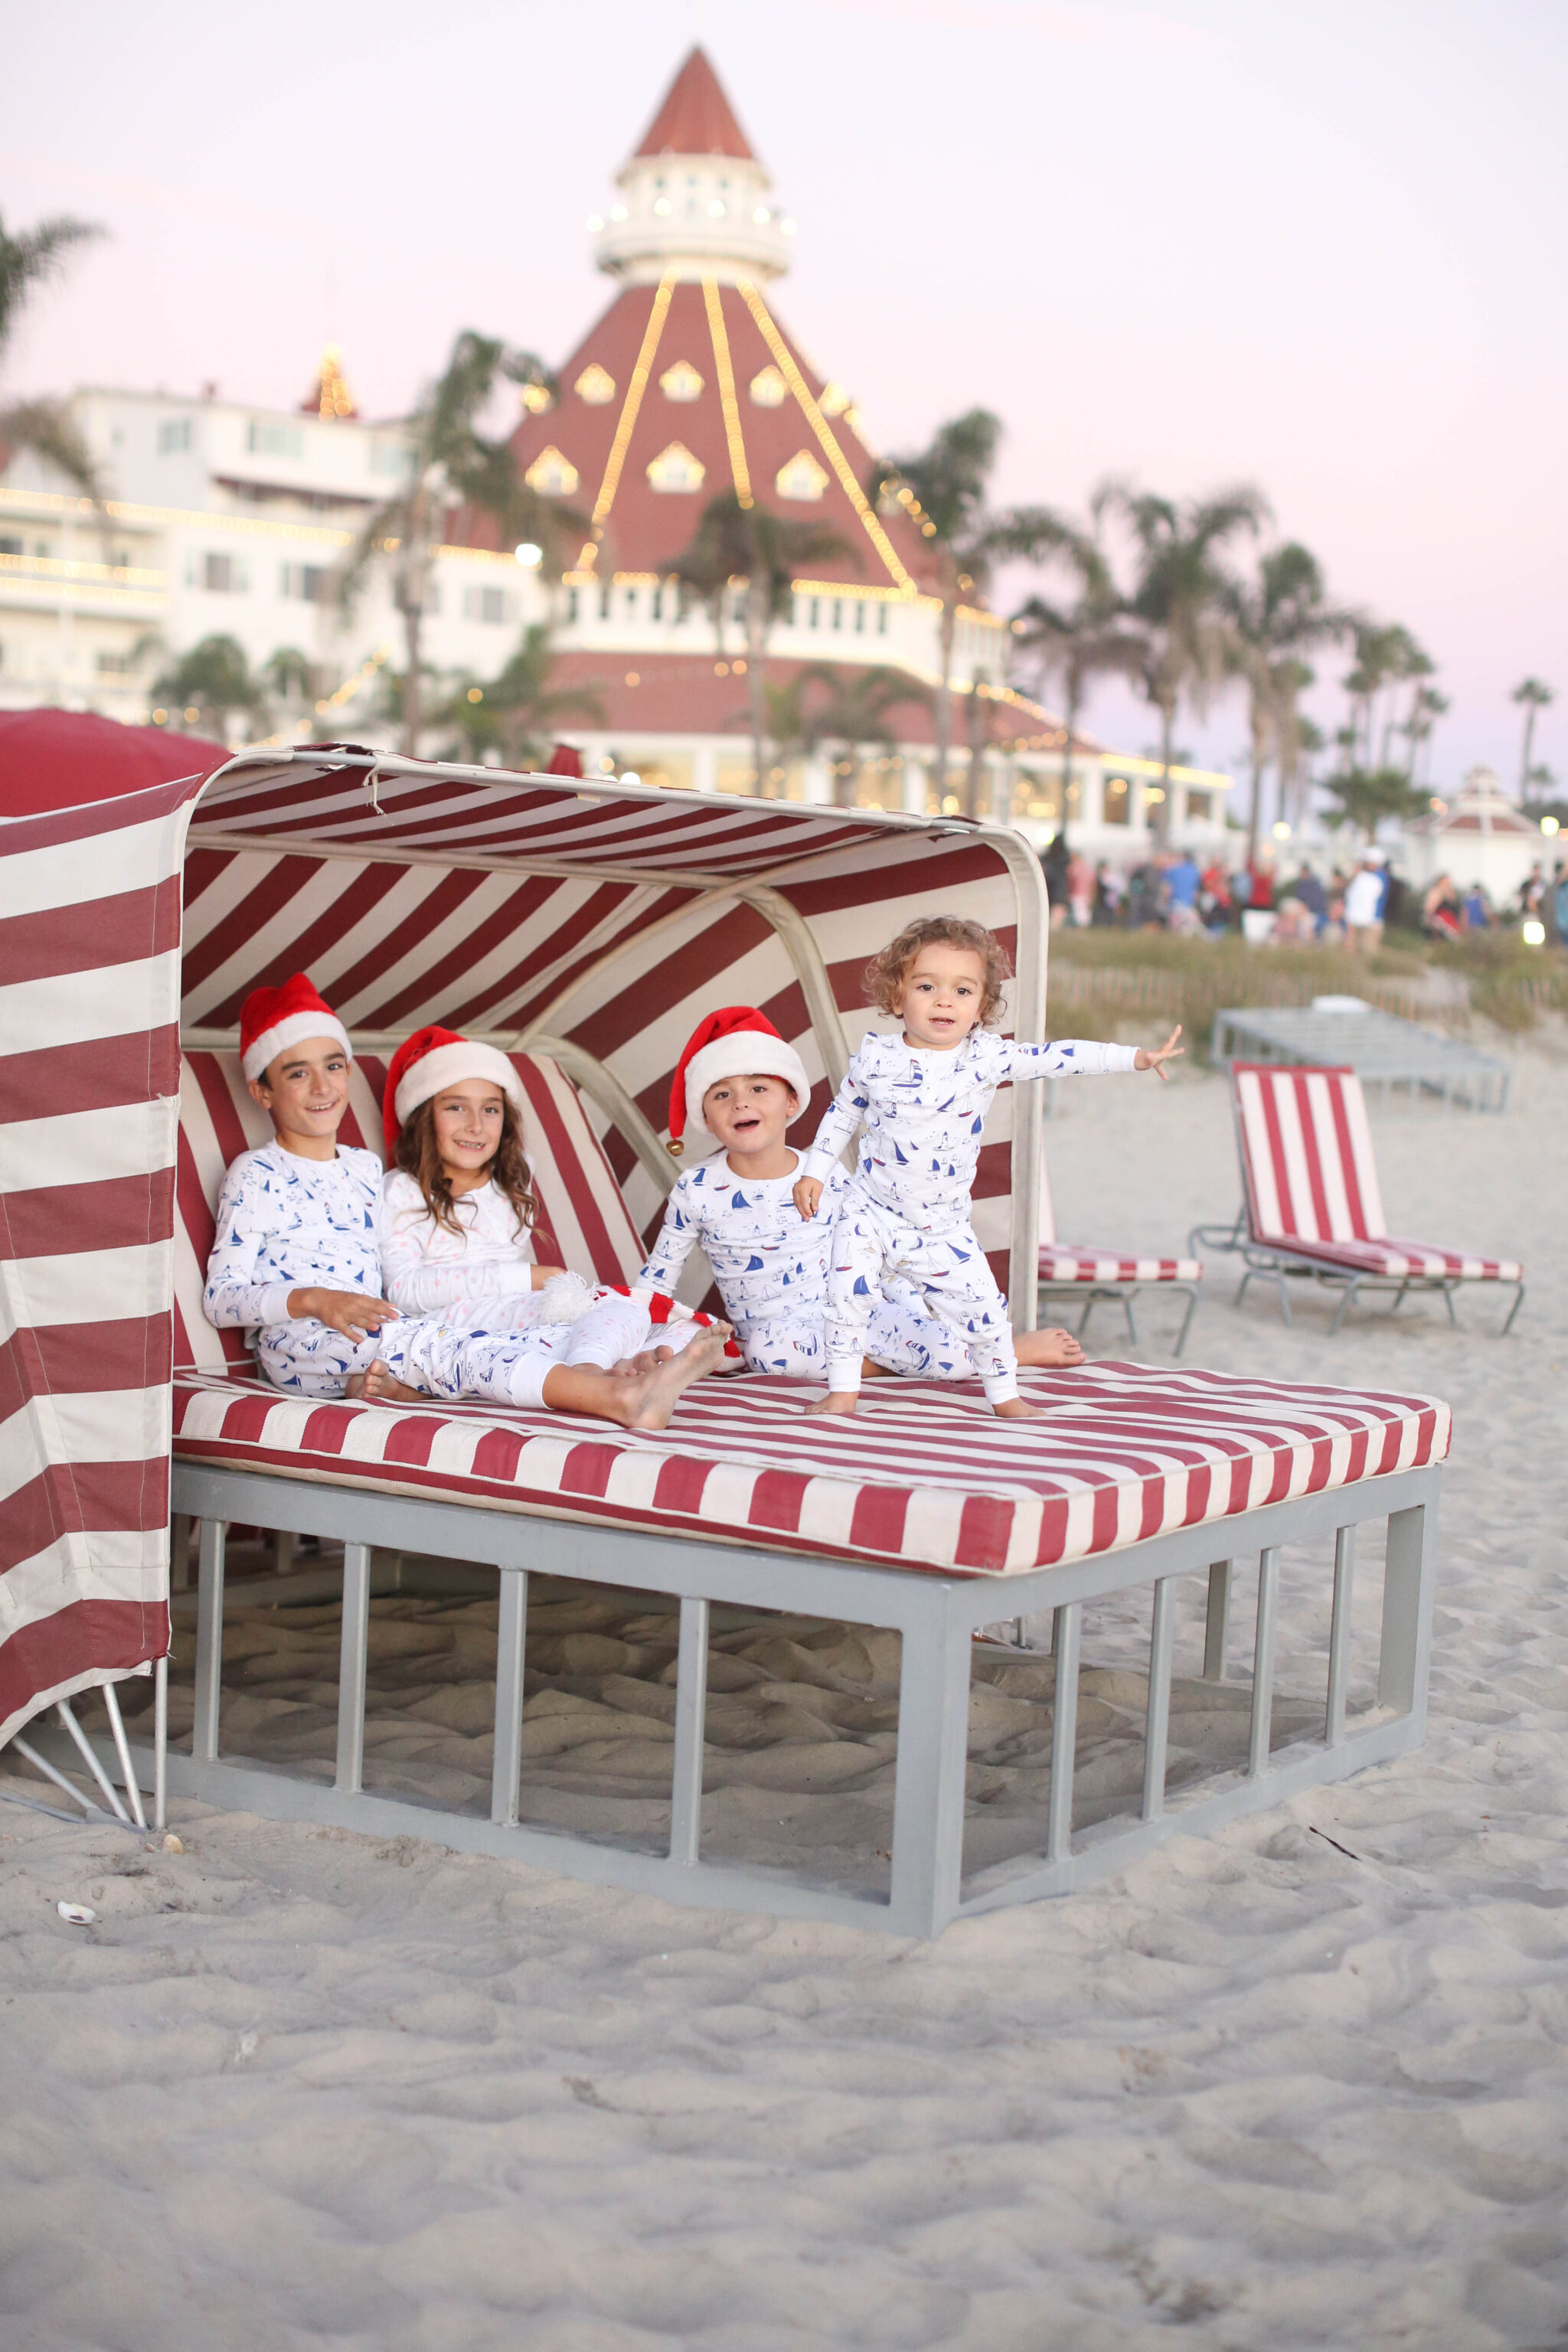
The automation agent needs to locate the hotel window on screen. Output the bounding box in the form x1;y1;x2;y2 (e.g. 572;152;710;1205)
831;600;843;631
877;604;888;635
599;583;612;619
464;584;511;625
1186;788;1214;822
650;584;664;620
566;588;579;622
158;418;191;455
730;590;746;625
1103;776;1130;825
854;600;866;633
280;562;329;603
194;550;247;593
246;420;304;460
808;598;820;629
96;648;134;675
0;536;20;557
624;587;639;616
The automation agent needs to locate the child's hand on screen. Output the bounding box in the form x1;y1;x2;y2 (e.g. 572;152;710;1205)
530;1263;567;1289
792;1175;823;1221
290;1287;399;1338
1135;1024;1184;1083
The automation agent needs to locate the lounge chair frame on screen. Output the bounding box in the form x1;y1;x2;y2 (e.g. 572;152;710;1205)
155;1454;1440;1938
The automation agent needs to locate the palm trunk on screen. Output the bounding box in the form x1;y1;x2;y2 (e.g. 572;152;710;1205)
965;668;990;822
1154;696;1175;850
1521;707;1537;798
933;579;956;798
400;595;423;756
1245;695;1268;867
1058;673;1080;851
747;581;767;793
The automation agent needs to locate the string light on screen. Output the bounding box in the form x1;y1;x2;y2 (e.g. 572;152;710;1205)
734;277;913;594
592;270;677;527
702;276;753;508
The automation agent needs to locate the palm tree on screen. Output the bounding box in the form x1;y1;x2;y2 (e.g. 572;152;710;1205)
1097;479;1271;847
1341;620;1426;771
0;209;106;501
1223;541;1349;862
668;492;848;794
151;635;269;742
433;623;605;767
796;663;930;808
1511;677;1554;800
870;410;1071;803
1012;524;1146;846
341;330;559;755
1321;764;1428;847
1403;681;1448;787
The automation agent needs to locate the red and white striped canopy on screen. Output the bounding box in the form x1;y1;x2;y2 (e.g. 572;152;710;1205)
0;730;1047;1744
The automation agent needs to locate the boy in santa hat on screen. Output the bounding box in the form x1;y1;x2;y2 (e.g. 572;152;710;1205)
636;1006;1086;1382
204;975;727;1427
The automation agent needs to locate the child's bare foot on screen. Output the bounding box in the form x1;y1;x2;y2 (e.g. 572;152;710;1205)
802;1390;859;1416
991;1396;1047;1419
345;1360;423;1406
625;1327;732;1429
1016;1327;1085;1369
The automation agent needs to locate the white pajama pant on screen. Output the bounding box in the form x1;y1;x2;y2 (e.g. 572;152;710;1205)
824;1191;1018;1403
737;1296;973;1380
255;1293;667;1410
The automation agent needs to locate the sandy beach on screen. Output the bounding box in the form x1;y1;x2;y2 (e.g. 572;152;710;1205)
5;1039;1566;2352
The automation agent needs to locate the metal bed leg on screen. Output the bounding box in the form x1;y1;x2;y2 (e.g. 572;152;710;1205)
492;1568;528;1827
1378;1502;1434;1720
101;1683;147;1828
56;1703;130;1821
1275;1276;1293;1329
1047;1602;1081;1863
889;1597;972;1936
1325;1526;1354;1748
1173;1285;1199;1358
275;1528;295;1578
1142;1577;1175;1821
1123;1294;1138;1344
334;1542;373;1795
1502;1281;1525;1337
1234;1269;1253;1313
1203;1561;1233;1681
153;1655;168;1832
1442;1282;1459;1328
192;1521;227;1766
669;1595;710;1868
1246;1549;1279;1779
171;1513;191;1592
1328;1278;1361;1336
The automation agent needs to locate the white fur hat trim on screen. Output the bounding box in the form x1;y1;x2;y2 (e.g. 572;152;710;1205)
242;1010;351;1083
394;1039;524;1132
684;1032;810;1139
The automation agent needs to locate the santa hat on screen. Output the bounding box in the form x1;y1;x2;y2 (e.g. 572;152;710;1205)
667;1006;810;1154
382;1025;525;1155
544;743;583;778
240;973;351;1083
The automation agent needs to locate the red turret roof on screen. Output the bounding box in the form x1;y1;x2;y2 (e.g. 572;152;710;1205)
633;46;756;161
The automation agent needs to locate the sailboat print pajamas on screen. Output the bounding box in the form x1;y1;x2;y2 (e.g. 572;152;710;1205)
205;1141;645;1406
803;1030;1139;1401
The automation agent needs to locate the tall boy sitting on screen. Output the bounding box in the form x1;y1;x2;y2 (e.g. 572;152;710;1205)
635;1005;1086;1381
204;973;727;1428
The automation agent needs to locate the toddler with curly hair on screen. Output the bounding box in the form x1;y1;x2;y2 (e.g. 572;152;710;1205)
792;915;1181;1416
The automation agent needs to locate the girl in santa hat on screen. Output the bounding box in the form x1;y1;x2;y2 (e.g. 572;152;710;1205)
205;978;727;1428
376;1024;717;1380
637;1006;1086;1383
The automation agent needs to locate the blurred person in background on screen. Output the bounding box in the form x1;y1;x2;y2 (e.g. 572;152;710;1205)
1462;880;1492;929
1344;854;1387;952
1093;861;1125;926
1165;847;1202;936
1422;872;1463;939
1067;848;1094;929
1199;855;1233;933
1041;835;1070;929
1294;863;1328;939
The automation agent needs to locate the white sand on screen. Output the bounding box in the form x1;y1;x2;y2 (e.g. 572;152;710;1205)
5;1038;1567;2350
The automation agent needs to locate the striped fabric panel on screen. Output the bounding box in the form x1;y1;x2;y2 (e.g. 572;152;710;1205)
1040;1251;1203;1285
0;783;194;1742
1235;1064;1387;1243
170;1361;1450;1579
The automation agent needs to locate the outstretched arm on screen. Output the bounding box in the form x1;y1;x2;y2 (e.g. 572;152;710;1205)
1000;1024;1182;1081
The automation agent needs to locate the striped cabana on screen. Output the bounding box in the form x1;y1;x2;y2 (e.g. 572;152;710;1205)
0;725;1047;1746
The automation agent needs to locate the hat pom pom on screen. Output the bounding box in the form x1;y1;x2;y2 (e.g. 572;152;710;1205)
534;1270;596;1328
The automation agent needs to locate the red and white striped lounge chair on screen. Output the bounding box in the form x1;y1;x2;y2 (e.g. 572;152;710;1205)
1037;1153;1201;1357
1193;1063;1524;1335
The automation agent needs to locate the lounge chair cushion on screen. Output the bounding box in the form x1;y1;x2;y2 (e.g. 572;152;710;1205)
1039;1247;1202;1285
171;1359;1449;1579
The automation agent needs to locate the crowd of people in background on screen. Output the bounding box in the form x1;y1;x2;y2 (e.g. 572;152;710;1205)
1038;838;1568;951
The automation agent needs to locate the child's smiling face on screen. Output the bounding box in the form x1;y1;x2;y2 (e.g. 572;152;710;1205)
250;1036;351;1156
896;943;988;1049
701;1073;798;1166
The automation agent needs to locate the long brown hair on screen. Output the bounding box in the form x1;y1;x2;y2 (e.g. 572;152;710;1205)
394;1090;539;1240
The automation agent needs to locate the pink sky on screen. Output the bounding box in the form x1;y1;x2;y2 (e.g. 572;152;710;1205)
5;0;1563;791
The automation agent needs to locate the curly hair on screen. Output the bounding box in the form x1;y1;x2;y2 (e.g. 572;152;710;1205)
394;1091;538;1240
864;915;1012;1028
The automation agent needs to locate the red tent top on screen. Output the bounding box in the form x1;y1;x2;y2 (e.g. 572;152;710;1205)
0;709;230;818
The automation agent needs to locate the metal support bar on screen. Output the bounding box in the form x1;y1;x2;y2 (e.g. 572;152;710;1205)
101;1684;147;1828
192;1519;227;1764
1203;1560;1233;1681
1378;1502;1433;1717
491;1569;528;1827
669;1595;710;1867
1325;1526;1355;1747
171;1513;191;1592
1247;1548;1279;1779
335;1541;373;1795
55;1703;130;1820
11;1736;109;1817
153;1655;168;1831
890;1599;973;1936
1047;1601;1081;1863
1142;1576;1175;1821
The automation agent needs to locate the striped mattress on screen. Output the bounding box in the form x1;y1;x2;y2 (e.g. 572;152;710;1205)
171;1360;1450;1579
